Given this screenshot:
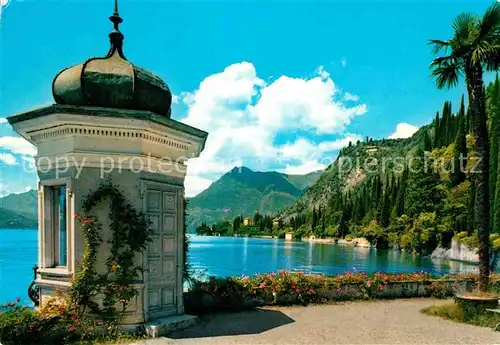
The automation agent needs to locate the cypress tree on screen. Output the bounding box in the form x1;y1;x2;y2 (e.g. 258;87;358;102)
395;168;408;217
458;94;466;131
466;176;476;235
489;75;500;233
488;76;500;227
433;111;440;148
380;191;392;227
440;102;448;146
312;206;317;230
405;149;442;218
423;131;432;152
450;115;467;186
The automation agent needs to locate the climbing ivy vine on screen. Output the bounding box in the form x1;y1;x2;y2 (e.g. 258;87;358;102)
69;181;152;334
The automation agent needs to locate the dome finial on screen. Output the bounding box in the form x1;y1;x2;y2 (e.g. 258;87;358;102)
106;0;126;59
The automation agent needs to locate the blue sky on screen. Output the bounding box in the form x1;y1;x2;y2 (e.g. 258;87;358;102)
0;0;497;197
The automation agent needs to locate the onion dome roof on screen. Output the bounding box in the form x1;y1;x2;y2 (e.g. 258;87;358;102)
52;0;172;117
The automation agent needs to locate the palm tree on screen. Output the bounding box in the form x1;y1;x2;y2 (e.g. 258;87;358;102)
429;2;500;291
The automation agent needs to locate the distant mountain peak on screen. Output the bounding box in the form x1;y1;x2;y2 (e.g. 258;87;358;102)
187;167;322;230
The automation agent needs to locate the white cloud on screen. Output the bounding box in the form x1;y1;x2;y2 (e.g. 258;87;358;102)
278;134;362;174
283;161;327;175
0;182;36;198
388;123;419;139
0;118;7;124
344;92;360;102
0;152;17;165
0;0;10;21
179;62;366;196
315;66;330;80
341;58;347;67
0;136;36;156
184;175;213;198
171;94;180;104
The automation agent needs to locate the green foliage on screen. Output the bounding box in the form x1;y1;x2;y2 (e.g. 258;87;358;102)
0;299;146;345
70;182;152;338
281;76;500;261
186;271;499;314
490;75;500;234
422;302;500;329
450;115;467;186
196;212;277;238
429;1;500;291
405;150;443;218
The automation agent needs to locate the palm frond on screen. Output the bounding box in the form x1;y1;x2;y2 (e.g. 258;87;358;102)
484;44;500;72
430;55;455;68
428;39;451;55
478;2;500;41
452;12;478;42
430;58;461;89
471;40;495;63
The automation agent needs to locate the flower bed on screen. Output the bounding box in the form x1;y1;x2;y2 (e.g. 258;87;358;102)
185;271;499;315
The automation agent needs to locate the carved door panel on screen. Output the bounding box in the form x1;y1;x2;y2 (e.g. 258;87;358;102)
144;184;180;320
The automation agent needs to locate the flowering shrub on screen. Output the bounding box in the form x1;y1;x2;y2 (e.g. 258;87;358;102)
185;271;500;314
0;299;80;345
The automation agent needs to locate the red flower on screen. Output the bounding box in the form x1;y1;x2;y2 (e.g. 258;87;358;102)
73;212;81;219
81;217;92;225
68;325;77;332
0;312;3;317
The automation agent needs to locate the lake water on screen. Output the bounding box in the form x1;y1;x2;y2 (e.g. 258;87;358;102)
0;229;478;305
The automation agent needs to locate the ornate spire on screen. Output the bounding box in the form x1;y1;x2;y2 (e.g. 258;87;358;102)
106;0;126;59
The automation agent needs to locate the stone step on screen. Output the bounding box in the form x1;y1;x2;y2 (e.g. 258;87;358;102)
142;314;198;338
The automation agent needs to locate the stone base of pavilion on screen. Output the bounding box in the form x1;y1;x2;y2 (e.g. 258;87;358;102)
123;314;198;338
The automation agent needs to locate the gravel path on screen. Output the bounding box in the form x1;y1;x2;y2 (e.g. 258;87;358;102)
131;299;499;345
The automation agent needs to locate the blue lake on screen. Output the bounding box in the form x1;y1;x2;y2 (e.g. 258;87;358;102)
0;229;478;305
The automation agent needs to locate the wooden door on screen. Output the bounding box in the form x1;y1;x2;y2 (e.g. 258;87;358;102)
143;182;181;320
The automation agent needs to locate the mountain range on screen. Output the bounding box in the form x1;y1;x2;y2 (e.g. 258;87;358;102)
187;167;322;230
0;168;321;230
0;189;38;229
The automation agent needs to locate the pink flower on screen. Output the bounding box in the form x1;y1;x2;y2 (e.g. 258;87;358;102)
15;298;20;303
68;325;77;332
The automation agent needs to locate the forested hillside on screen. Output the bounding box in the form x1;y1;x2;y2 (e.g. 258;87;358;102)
187;167;322;230
0;190;37;229
283;76;500;254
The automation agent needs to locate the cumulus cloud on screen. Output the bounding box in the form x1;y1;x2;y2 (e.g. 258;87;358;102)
184;175;213;198
279;134;362;162
180;62;366;196
0;152;17;165
0;118;7;124
0;183;35;198
388;123;419;139
344;92;360;102
315;66;330;79
0;136;36;156
283;161;328;175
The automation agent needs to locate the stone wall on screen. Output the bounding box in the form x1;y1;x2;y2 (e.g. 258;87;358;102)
185;279;476;313
431;239;500;270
